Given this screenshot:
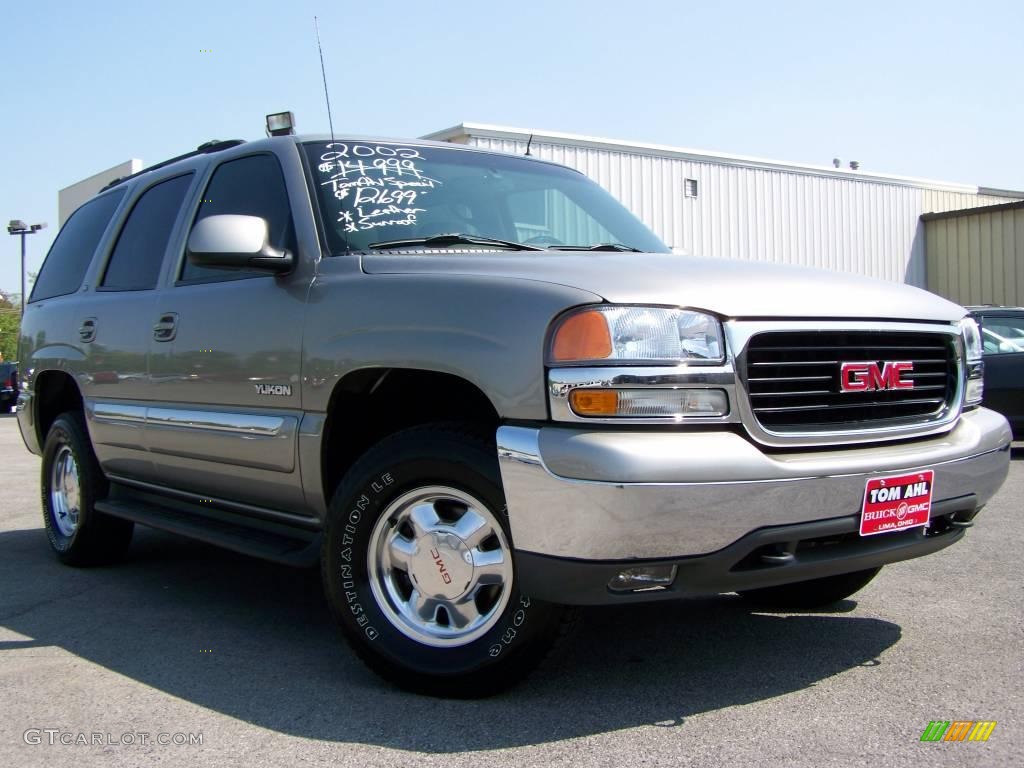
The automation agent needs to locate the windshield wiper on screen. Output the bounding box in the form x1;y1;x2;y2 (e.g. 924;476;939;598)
548;243;644;252
367;234;545;251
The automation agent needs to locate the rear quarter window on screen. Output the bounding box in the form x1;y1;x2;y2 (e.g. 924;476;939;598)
30;189;126;302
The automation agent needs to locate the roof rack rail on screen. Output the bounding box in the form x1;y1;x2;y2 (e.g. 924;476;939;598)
99;139;246;193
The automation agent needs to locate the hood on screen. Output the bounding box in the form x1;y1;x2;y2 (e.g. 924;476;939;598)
361;252;967;323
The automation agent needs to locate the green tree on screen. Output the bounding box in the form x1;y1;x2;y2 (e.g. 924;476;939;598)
0;290;21;362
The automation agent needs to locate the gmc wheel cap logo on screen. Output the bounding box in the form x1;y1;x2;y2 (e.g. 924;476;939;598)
840;361;914;392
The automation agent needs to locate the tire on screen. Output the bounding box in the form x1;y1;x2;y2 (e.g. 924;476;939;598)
322;423;575;698
739;567;882;610
41;411;134;566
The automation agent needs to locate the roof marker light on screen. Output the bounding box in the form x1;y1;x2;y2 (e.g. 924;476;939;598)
266;111;296;137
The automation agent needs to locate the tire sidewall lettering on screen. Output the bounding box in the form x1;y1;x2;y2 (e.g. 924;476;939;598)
331;463;535;664
487;596;533;658
335;472;393;642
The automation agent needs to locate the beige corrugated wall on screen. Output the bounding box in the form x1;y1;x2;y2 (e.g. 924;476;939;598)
925;206;1024;305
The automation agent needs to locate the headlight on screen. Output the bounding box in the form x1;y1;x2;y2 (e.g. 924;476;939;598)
959;316;984;407
549;306;725;365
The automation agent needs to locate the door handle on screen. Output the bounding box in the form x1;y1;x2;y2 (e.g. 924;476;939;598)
153;313;178;342
79;318;97;343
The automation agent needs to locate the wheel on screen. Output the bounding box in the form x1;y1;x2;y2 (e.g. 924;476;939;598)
41;412;134;566
738;567;882;610
322;423;575;697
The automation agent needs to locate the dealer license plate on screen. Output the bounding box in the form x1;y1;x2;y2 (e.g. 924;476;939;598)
860;470;935;536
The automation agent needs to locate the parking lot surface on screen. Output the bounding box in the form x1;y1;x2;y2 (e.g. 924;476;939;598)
0;413;1020;767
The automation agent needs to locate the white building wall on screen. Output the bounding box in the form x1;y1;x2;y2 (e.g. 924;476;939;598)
58;159;142;226
427;125;1019;288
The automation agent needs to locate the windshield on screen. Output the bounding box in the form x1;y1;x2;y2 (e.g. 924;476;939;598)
302;141;669;254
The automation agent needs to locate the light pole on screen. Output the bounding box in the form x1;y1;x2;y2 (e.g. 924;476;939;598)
7;220;46;315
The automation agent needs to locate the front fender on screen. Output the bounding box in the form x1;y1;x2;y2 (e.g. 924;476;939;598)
301;269;601;419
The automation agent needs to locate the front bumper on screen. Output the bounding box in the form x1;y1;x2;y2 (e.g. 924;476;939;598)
16;389;40;455
497;408;1011;603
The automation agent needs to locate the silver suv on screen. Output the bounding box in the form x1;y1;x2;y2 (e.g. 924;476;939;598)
16;124;1011;697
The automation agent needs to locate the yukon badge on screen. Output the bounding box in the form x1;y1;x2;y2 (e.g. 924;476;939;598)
840;361;914;392
255;383;292;396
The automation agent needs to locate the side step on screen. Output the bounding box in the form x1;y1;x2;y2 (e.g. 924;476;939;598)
95;495;322;567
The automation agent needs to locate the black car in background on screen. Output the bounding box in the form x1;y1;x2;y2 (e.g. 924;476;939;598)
969;306;1024;439
0;361;17;412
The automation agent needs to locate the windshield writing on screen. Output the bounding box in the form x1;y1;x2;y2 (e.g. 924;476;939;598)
305;142;669;254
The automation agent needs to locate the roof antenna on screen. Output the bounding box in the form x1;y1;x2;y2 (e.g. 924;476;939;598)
314;16;336;147
315;16;350;255
525;134;534;156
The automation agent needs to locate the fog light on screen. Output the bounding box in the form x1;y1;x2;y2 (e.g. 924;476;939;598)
569;388;728;419
608;565;678;593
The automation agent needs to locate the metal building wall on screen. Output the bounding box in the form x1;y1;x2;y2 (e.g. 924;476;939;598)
924;203;1024;306
435;127;1016;287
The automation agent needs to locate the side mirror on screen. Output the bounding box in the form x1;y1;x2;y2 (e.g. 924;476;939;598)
186;214;294;274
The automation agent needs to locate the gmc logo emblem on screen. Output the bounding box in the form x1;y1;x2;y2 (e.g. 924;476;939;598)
840;361;915;392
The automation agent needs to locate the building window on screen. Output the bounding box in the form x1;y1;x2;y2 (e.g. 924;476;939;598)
684;178;699;198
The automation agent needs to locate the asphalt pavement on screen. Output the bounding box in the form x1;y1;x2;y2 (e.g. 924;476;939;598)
0;412;1020;767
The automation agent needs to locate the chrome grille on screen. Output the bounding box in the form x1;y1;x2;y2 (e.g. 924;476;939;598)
745;330;957;431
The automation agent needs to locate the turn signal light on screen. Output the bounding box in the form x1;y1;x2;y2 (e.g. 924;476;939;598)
569;389;619;415
568;388;729;419
551;310;613;362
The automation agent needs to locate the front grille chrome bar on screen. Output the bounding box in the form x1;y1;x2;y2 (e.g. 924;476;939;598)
729;320;965;448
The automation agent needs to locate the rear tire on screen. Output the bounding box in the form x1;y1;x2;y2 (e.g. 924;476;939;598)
739;567;882;610
322;423;575;697
41;412;134;566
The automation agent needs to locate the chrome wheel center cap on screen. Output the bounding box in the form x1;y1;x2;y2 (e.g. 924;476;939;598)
51;446;82;538
368;485;514;648
410;531;474;600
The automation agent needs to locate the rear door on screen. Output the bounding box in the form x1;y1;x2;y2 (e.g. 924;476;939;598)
21;189;126;445
78;174;196;482
145;150;314;514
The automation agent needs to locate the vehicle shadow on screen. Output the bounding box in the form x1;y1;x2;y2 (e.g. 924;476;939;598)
0;526;901;752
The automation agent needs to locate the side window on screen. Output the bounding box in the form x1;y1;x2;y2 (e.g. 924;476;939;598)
181;154;295;282
102;174;194;291
30;189;126;302
981;317;1024;355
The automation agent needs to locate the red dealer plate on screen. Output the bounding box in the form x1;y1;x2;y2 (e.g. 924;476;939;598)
860;470;935;536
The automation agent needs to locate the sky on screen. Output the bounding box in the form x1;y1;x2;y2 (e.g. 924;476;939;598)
1;0;1022;294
